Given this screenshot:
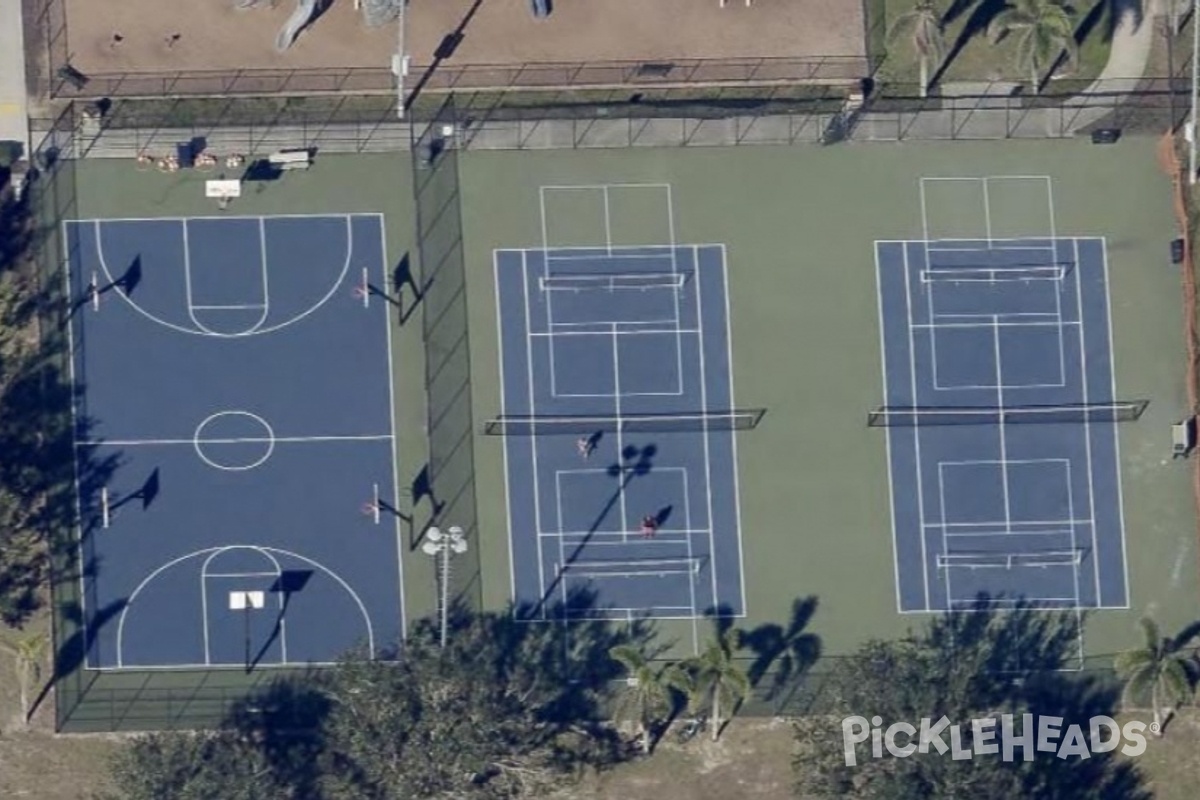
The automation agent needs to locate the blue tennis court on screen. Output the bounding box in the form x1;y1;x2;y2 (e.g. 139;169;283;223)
494;245;747;621
64;214;403;669
876;236;1130;612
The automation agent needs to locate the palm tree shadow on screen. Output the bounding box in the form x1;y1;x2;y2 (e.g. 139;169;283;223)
739;595;822;700
930;0;1011;87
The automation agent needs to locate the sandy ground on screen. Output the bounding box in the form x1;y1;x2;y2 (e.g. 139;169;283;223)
61;0;866;79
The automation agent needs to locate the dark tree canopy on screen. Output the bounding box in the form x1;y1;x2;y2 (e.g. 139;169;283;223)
793;605;1151;800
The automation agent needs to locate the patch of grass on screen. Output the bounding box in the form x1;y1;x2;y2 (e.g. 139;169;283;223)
877;0;1112;88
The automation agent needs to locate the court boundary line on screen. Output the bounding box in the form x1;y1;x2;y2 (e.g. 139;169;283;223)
109;544;374;671
716;244;749;619
76;433;394;448
521;251;551;619
1068;237;1102;609
875;243;907;614
902;244;933;610
87;215;358;338
378;215;407;641
71;213;397;669
64;225;93;678
693;245;721;616
495;251;521;616
1102;237;1131;608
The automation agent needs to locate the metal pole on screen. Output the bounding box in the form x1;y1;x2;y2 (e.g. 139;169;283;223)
1190;0;1198;183
439;543;450;648
244;603;251;674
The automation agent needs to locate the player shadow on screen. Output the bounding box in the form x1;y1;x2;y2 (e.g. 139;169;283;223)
530;444;659;616
247;570;314;672
106;467;160;516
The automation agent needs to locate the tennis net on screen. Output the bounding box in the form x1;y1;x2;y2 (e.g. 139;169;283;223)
484;409;766;435
867;401;1148;427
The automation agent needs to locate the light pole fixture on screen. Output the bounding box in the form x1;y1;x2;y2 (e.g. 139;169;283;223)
421;525;467;647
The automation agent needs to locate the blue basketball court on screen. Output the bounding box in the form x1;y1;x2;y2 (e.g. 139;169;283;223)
64;214;404;670
494;245;747;621
876;236;1130;613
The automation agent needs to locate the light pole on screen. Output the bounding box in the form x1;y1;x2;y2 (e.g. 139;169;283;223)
421;525;467;647
1190;0;1199;184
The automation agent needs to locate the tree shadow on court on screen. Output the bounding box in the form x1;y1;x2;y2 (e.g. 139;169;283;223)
530;444;659;617
739;595;822;702
31;596;128;719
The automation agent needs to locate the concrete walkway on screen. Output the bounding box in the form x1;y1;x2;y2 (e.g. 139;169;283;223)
0;0;29;159
1066;0;1162;131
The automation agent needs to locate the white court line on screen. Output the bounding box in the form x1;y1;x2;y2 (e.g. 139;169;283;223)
551;318;680;329
116;544;376;670
1064;459;1087;668
551;389;686;399
553;470;568;539
716;244;749;618
666;188;686;403
982;178;993;245
378;214;407;640
521;252;550;617
531;328;701;338
610;322;629;538
62;222;92;666
993;315;1012;533
875;244;907;615
539;527;713;538
1054;242;1068;390
913;320;1078;330
76;433;393;447
602;185;613;254
70;212;384;225
189;304;265;310
204;571;284;578
1102;237;1131;608
936;464;954;609
494;251;520;611
680;465;700;652
93;215;354;338
1072;238;1103;608
932;516;1089;528
902;244;933;611
920;244;946;392
693;246;722;613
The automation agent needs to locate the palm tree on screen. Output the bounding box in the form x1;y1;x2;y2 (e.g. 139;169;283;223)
1;632;48;726
609;644;692;754
1113;617;1195;735
684;623;751;741
986;0;1078;94
887;1;946;98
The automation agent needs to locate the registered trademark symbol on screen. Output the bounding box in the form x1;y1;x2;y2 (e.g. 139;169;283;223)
1149;722;1161;734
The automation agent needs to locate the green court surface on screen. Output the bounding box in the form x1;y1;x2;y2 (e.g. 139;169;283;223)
455;139;1197;667
47;136;1197;728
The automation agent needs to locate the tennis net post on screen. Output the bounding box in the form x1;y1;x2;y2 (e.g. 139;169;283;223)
866;401;1149;427
484;408;767;435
